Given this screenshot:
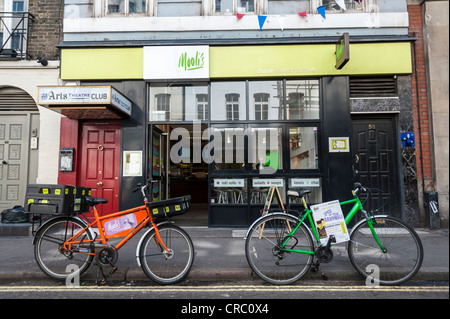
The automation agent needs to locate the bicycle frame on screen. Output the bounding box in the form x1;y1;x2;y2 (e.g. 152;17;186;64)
280;193;386;254
63;202;169;256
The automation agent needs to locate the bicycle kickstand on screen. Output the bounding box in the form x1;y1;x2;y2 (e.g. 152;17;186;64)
310;260;328;280
95;266;108;285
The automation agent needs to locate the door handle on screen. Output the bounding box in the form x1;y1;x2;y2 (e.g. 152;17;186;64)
355;154;360;164
1;160;7;165
97;181;103;187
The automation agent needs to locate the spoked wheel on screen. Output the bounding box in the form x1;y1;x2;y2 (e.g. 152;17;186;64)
245;214;314;285
34;216;94;281
139;224;194;285
348;216;424;285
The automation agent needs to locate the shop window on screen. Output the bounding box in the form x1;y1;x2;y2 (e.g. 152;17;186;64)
211;82;246;121
250;178;285;204
107;0;146;14
286;79;320;120
215;0;255;14
249;81;284;120
289;126;318;169
249;127;283;171
288;177;322;203
212;178;247;204
211;127;246;170
149;83;208;121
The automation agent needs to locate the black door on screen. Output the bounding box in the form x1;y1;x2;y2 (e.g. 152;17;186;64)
351;116;401;218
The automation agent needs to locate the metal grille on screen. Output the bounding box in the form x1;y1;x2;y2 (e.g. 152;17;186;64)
0;87;38;111
350;76;397;98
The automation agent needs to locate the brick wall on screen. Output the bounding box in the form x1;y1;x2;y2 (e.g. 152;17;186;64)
408;4;433;187
27;0;64;61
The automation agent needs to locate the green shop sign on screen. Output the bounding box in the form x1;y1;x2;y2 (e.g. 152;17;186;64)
335;33;350;69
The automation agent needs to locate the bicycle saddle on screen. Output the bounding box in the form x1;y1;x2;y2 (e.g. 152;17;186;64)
85;196;108;206
287;189;311;198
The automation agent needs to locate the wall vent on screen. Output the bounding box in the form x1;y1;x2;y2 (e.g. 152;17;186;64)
350;76;397;98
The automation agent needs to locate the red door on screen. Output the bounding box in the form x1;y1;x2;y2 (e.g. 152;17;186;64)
79;122;121;216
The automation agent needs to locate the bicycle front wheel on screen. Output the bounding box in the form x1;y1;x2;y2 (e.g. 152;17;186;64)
139;223;194;285
245;214;314;285
348;216;423;285
34;216;94;281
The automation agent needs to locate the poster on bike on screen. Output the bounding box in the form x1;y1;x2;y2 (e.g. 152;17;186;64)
311;200;349;245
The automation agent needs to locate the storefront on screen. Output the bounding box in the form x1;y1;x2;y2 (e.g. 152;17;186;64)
49;39;412;227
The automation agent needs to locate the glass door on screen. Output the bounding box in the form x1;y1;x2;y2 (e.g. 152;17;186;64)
150;126;169;201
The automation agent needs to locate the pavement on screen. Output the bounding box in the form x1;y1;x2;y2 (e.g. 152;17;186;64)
0;222;448;284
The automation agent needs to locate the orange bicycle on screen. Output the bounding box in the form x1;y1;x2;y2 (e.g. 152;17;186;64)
32;181;194;285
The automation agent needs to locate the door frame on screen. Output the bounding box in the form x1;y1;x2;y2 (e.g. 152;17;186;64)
78;120;122;216
351;114;404;220
149;125;170;201
0;111;38;211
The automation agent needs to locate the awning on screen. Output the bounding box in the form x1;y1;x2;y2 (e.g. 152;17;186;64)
37;86;132;119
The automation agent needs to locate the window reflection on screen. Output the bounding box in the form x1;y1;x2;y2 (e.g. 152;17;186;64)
212;127;246;170
211;82;246;121
249;81;284;120
286;80;320;120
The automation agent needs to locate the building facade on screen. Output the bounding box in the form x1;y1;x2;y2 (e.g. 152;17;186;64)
2;0;448;228
0;0;63;213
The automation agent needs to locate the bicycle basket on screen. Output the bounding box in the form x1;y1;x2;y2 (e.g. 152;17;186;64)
147;195;191;219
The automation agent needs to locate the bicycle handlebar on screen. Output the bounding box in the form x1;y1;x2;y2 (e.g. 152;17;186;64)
132;182;149;202
353;182;368;195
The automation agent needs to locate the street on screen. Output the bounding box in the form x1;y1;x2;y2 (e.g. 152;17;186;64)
1;279;448;301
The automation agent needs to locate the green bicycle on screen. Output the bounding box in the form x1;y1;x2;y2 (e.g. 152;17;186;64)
245;183;424;285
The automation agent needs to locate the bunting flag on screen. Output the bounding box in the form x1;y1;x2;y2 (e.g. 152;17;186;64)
258;15;267;30
355;0;362;3
236;13;245;19
317;5;326;19
298;11;307;17
335;0;346;10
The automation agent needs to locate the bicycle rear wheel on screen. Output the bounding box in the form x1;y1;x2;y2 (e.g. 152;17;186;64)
245;214;314;285
34;216;94;281
348;216;423;285
139;223;194;285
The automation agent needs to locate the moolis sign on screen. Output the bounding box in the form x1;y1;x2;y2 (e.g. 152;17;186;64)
143;46;209;80
335;33;350;69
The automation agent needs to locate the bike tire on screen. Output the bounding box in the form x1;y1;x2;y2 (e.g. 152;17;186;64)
245;213;314;285
34;216;94;281
348;215;424;285
139;223;194;285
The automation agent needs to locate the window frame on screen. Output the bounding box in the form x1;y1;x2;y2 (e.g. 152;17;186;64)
105;0;148;16
212;0;260;15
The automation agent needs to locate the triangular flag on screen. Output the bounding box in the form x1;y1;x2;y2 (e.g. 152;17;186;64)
298;11;307;17
335;0;346;10
258;15;267;30
236;13;245;19
355;0;362;3
317;6;326;19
